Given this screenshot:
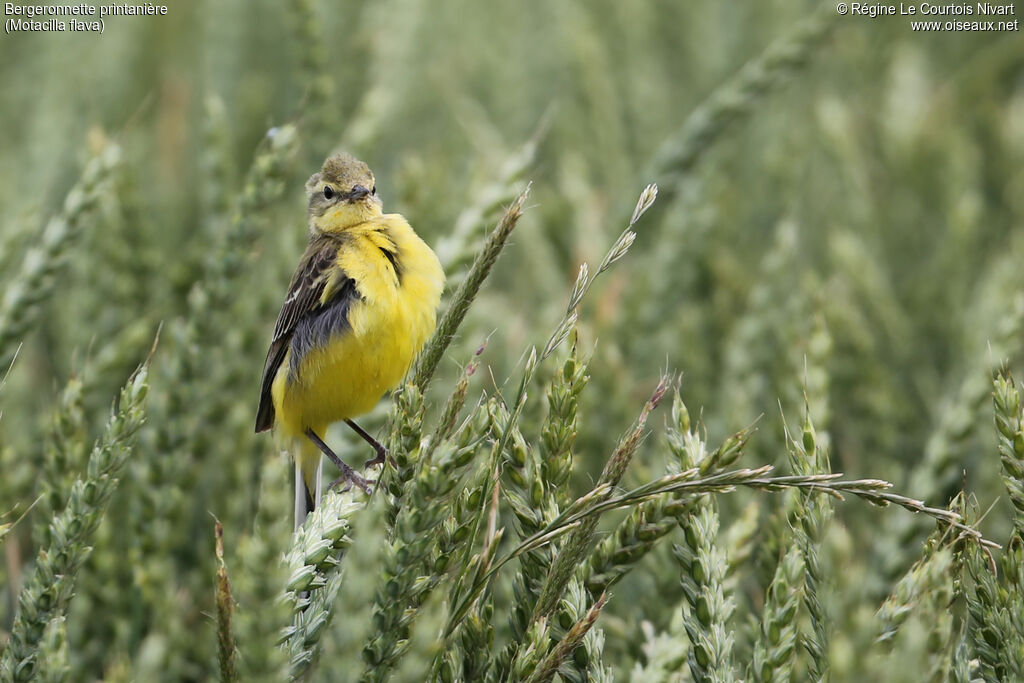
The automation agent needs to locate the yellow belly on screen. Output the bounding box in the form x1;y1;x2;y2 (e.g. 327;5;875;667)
270;216;443;439
271;297;428;435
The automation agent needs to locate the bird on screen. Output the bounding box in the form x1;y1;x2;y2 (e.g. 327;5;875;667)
256;152;444;528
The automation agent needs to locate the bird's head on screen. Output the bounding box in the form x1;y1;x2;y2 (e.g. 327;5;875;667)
306;152;383;232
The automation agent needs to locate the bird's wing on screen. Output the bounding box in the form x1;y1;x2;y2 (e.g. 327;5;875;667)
255;236;355;432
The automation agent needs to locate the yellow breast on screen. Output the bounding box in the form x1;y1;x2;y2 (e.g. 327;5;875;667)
271;214;444;438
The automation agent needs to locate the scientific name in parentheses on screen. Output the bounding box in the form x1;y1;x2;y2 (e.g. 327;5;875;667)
6;17;103;31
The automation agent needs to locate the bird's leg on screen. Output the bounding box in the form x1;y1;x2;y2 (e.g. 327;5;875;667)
305;428;374;495
344;419;390;469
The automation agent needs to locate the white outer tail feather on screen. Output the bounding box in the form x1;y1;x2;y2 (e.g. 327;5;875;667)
294;456;323;530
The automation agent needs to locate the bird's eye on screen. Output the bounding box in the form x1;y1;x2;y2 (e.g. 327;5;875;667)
371;186;376;195
323;186;335;200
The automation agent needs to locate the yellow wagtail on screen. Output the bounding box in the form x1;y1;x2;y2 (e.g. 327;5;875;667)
256;153;444;527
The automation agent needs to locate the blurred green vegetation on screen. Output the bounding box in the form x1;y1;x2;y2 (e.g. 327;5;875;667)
2;0;1024;680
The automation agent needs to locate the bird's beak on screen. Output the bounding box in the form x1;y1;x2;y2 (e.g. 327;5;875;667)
349;185;370;201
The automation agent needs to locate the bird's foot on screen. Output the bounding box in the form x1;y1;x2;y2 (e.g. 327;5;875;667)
329;461;375;495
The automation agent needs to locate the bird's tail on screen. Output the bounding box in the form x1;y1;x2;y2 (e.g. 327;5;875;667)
294;438;323;530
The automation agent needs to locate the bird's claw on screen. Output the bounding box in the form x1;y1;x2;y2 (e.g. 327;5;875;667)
329;469;375;496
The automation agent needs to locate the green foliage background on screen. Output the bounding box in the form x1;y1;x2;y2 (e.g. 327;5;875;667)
1;0;1024;680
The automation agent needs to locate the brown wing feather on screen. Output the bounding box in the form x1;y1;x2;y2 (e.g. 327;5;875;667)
255;236;342;432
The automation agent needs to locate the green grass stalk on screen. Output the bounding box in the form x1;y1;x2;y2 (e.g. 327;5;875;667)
0;366;148;681
0;143;122;371
214;521;238;683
